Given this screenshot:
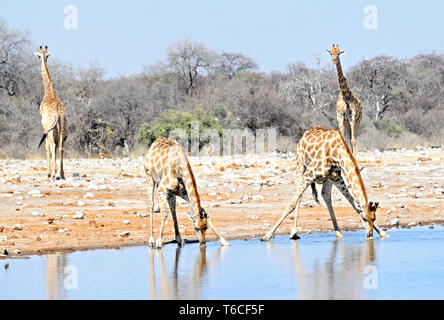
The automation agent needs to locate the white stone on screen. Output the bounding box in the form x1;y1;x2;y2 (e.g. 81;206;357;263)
12;223;22;230
73;212;85;219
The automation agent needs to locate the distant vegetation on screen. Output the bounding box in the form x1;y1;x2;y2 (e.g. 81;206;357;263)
0;19;443;158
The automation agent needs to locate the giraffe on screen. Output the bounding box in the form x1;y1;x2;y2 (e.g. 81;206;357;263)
33;46;67;180
262;126;389;241
144;136;230;249
327;44;362;159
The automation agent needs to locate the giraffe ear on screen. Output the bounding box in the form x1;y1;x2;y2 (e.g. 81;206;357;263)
46;52;52;59
33;52;42;58
340;50;346;55
326;50;332;54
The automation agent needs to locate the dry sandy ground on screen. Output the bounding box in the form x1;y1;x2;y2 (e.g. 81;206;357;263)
0;147;443;256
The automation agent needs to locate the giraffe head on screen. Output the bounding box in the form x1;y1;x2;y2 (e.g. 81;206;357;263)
195;208;208;246
326;44;345;65
363;201;379;239
33;46;52;64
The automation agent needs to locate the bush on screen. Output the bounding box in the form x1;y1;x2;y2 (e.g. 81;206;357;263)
373;119;403;138
137;108;226;149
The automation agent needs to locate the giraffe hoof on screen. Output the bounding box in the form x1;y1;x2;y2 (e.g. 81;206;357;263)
290;233;300;240
335;231;344;239
261;232;273;242
380;232;390;239
155;238;163;249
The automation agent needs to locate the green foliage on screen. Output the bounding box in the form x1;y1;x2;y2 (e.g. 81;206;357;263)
137;108;227;148
373;119;403;137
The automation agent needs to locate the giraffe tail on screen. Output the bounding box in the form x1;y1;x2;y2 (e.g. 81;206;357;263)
38;115;59;149
311;183;320;205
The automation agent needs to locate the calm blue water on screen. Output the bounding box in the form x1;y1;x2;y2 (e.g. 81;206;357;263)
1;226;444;300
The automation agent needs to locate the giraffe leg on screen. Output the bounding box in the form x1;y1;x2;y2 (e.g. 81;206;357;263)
48;131;57;180
146;176;155;247
334;178;389;238
45;138;51;179
58;131;65;180
289;197;302;240
155;187;170;249
262;176;312;241
321;180;343;239
350;120;357;159
168;195;184;246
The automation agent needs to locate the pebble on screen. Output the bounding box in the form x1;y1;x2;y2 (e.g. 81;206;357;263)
77;201;86;207
120;231;130;237
136;212;149;218
12;249;21;255
32;212;45;217
83;192;94;199
73;212;85;219
229;199;242;204
123;220;130;225
390;218;400;226
252;195;265;201
13;223;22;230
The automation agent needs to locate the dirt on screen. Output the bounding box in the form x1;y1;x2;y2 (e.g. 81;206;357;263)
0;147;443;256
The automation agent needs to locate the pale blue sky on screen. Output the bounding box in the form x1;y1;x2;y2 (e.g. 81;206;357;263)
2;0;443;77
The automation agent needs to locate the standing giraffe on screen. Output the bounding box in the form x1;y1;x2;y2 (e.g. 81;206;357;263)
33;46;67;180
144;136;230;249
262;126;389;241
327;44;362;159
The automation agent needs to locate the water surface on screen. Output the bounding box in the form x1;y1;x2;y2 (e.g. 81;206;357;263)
1;226;444;299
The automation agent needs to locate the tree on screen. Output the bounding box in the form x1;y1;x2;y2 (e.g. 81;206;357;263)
349;56;405;120
216;52;258;79
0;19;35;97
281;62;337;125
166;39;217;96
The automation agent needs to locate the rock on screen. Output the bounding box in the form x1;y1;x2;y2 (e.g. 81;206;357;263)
390;218;400;226
0;235;8;242
32;212;45;217
252;195;265;201
73;211;85;219
0;226;4;233
407;221;417;227
58;228;68;233
77;200;86;207
120;231;130;237
412;183;422;188
12;249;21;255
136;212;149;218
87;183;99;191
83;192;94;199
386;210;392;215
122;220;130;225
249;215;259;220
72;173;80;178
12;223;22;230
229;199;242;204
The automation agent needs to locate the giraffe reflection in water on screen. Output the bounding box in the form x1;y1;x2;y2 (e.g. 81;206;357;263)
264;238;376;299
149;246;228;300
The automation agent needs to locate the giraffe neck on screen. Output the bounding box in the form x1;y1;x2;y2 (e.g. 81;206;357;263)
335;58;350;97
337;137;368;209
41;60;56;97
182;160;202;219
